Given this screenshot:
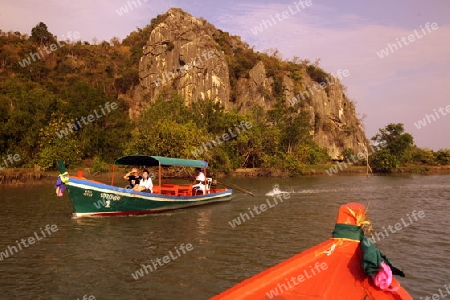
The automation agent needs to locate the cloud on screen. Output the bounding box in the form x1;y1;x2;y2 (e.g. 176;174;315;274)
215;2;450;148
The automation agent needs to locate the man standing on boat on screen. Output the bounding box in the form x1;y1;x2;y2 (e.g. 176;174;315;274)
124;168;141;189
192;168;206;194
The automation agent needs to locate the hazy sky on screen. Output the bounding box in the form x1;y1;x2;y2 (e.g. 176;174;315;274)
1;0;449;149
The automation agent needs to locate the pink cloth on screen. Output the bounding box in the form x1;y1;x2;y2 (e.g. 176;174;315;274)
56;186;63;197
374;261;399;292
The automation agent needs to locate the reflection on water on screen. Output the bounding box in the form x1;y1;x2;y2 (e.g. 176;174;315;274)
196;210;212;237
0;174;449;299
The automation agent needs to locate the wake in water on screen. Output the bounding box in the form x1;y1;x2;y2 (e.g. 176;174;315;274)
265;184;290;197
264;185;339;195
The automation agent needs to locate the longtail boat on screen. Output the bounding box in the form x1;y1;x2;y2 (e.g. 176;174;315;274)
212;202;413;300
56;155;232;218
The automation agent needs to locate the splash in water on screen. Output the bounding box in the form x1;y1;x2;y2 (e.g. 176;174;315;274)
265;184;289;197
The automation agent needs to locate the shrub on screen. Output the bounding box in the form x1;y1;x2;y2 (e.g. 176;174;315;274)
435;149;450;165
92;156;110;173
306;65;328;83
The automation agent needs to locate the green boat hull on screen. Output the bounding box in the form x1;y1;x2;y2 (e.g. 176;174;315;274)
64;177;233;218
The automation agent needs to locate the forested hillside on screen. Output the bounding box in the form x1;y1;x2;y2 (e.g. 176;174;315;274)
0;18;332;173
0;22;140;170
2;11;447;175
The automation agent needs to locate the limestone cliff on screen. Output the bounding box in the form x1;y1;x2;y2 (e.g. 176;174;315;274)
131;8;367;159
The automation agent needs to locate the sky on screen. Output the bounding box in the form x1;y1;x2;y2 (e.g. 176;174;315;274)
1;0;449;150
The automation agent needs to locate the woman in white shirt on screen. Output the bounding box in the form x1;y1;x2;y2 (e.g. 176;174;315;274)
134;169;153;193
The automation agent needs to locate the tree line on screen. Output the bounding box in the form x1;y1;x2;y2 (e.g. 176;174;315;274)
0;22;448;174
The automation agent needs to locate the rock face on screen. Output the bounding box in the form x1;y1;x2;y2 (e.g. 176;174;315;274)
132;8;367;159
285;72;367;159
136;8;231;114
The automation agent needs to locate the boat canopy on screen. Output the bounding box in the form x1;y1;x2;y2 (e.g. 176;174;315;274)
114;155;208;168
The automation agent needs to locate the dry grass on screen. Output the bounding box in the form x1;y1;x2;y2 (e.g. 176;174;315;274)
0;168;57;185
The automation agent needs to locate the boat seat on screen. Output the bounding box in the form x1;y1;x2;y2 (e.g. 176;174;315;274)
178;185;193;196
205;178;213;194
194;179;212;195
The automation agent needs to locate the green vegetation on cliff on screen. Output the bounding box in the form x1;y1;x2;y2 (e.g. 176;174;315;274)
0;20;447;175
124;92;329;173
0;21;330;172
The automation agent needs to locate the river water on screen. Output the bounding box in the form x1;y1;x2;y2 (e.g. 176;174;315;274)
0;174;448;299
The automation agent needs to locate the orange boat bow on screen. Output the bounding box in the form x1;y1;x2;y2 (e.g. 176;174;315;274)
212;202;413;300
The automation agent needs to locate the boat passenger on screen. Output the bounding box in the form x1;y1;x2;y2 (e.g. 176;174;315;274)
124;168;141;188
192;168;206;194
134;169;153;193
